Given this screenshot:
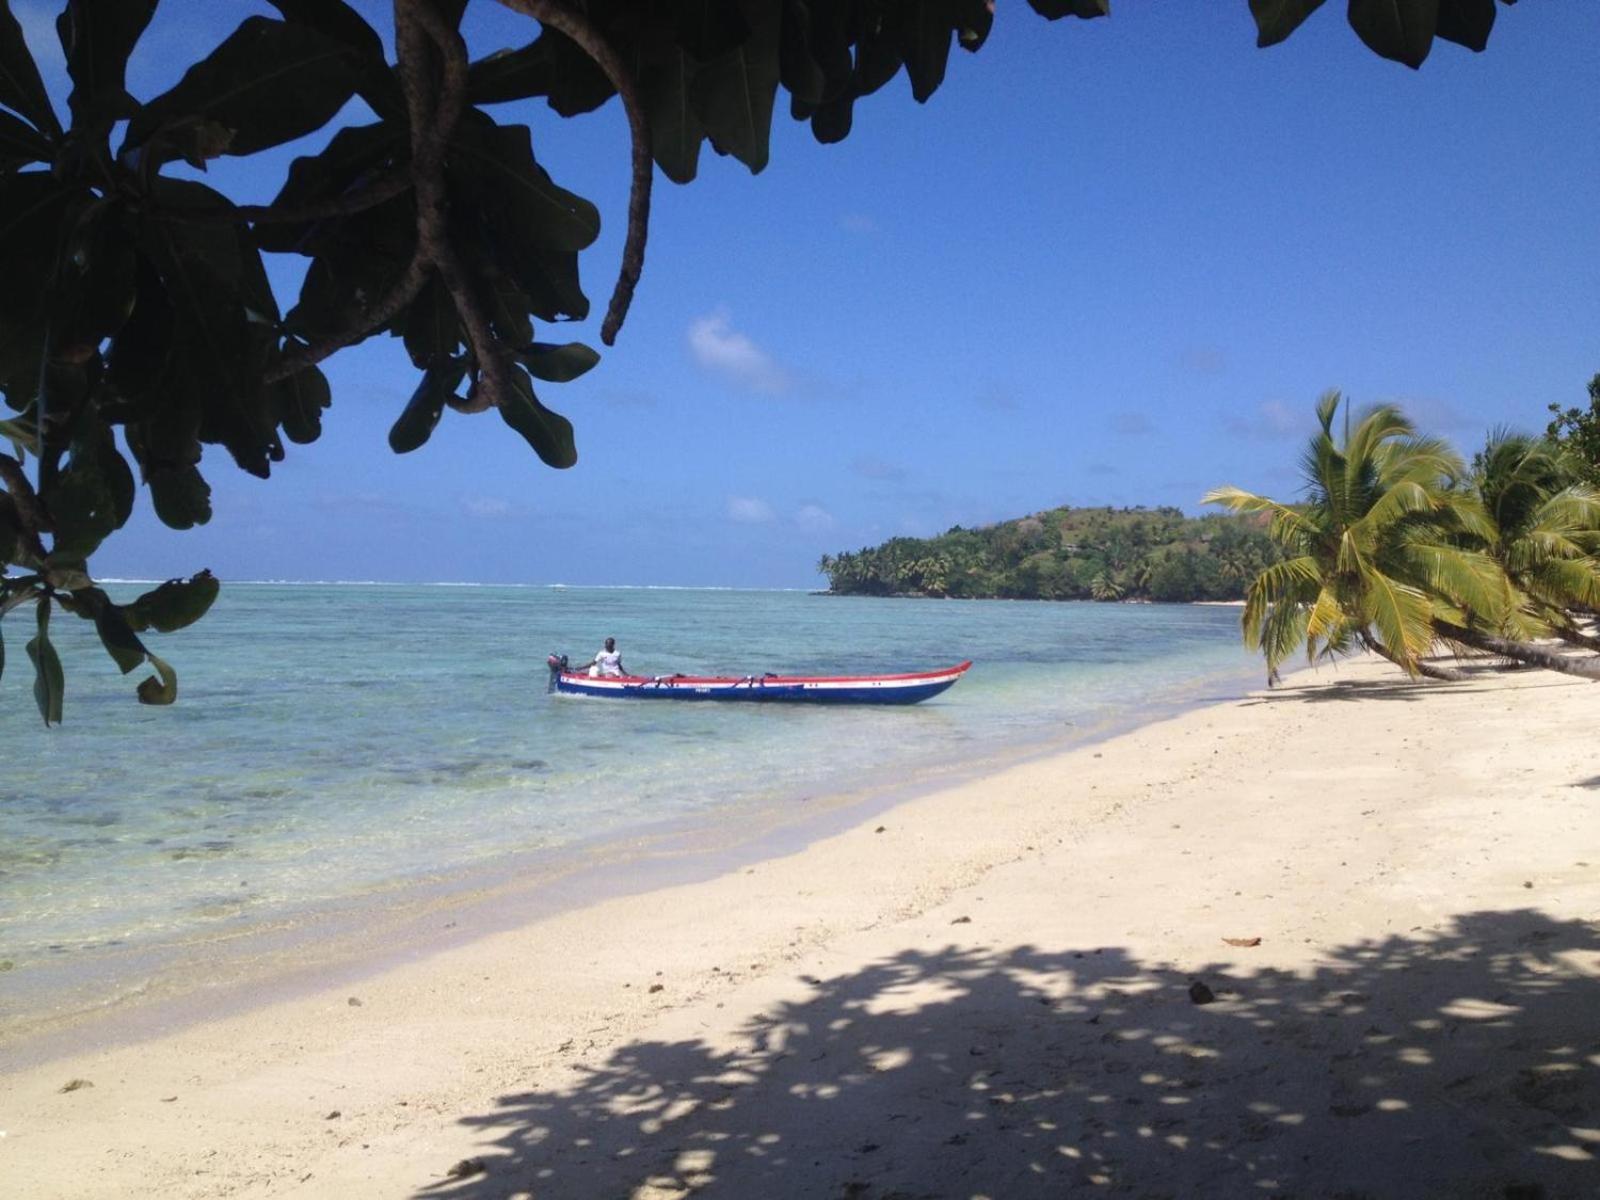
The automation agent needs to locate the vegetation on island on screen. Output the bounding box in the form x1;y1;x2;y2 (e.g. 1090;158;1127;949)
818;508;1281;603
0;0;1533;720
1206;386;1600;684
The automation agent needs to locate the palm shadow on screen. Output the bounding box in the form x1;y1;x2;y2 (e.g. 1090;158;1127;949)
415;910;1598;1199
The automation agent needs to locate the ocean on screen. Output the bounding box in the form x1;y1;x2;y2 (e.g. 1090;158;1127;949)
0;584;1260;1039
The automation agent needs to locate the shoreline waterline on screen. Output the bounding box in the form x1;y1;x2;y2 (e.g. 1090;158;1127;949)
8;656;1598;1199
1;647;1273;1070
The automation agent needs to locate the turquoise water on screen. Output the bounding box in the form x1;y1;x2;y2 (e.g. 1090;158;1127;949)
0;585;1257;993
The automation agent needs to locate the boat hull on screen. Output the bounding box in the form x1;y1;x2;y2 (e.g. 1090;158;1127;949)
553;661;971;705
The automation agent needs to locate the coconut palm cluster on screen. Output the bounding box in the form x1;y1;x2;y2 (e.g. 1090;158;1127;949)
1204;391;1600;683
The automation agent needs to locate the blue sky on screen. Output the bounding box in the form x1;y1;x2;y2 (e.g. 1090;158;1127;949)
14;1;1600;586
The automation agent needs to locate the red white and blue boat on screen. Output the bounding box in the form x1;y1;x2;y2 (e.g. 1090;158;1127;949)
547;657;972;705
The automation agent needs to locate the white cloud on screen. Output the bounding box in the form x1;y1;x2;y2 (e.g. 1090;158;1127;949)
688;310;790;394
1112;411;1154;436
462;496;514;519
1225;399;1303;441
839;212;878;234
851;456;907;483
727;495;776;524
795;503;834;532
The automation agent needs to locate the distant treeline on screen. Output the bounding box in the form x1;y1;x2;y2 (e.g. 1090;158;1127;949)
818;506;1281;602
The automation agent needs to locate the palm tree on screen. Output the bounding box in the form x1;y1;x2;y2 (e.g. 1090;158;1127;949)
1089;572;1123;602
1203;392;1506;682
1470;431;1600;648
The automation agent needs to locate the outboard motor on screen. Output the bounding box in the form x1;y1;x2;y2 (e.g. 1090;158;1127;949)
546;653;569;693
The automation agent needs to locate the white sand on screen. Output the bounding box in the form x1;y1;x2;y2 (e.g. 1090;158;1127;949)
3;658;1598;1199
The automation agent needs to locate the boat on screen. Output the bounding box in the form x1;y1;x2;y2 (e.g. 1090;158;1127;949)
546;656;972;705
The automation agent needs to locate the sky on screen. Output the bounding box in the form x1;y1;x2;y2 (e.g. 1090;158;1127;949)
12;1;1600;587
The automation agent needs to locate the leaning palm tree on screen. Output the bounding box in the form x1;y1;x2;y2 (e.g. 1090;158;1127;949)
1203;392;1507;682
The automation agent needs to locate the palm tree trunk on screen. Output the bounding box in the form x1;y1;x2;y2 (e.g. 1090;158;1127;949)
1552;624;1600;653
1358;632;1467;682
1432;620;1600;680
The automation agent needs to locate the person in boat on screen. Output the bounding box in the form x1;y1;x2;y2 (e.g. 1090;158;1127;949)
582;637;628;678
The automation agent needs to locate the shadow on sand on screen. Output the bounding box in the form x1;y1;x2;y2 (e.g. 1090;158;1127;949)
415;910;1598;1199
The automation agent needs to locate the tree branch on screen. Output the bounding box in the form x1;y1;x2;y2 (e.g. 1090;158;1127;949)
491;0;653;346
400;0;514;414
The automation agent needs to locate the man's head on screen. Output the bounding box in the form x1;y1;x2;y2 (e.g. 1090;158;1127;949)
605;637;616;651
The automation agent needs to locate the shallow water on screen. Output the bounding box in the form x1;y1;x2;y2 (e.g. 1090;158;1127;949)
0;585;1258;1000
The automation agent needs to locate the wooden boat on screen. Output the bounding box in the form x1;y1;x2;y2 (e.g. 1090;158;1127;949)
547;657;971;705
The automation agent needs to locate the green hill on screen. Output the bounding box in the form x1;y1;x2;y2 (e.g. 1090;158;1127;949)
818;506;1280;602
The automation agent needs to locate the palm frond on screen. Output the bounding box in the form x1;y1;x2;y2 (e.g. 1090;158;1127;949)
1364;570;1433;664
1261;600;1310;673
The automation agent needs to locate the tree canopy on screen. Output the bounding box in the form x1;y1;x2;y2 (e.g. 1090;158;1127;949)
819;506;1281;602
0;0;1529;720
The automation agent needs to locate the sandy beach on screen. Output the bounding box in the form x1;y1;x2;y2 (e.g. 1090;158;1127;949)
3;656;1598;1199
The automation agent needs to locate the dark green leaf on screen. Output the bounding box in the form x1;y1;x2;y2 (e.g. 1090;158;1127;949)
1249;0;1327;46
777;0;827;108
124;17;358;158
137;118;236;172
98;429;135;529
0;490;20;564
124;570;219;633
467;30;614;114
517;342;600;384
954;0;995;50
400;275;461;368
853;21;905;97
389;359;465;454
638;48;704;184
0;0;61;137
447;117;600;253
254;122;405;255
809;91;853;144
499;367;577;469
1348;0;1438;68
901;1;955;103
26;597;63;724
0;173;78;329
52;199;138;357
55;0;157;128
284;192;416;342
0;107;52;167
1435;0;1495;51
139;180;279;477
0;313;46;405
43;418;121;559
690;1;781;171
85;588;147;674
147;464;212;530
270;361;330;445
677;0;750;61
458;248;535;346
265;0;402;118
1027;0;1112;17
106;256;175;406
136;650;176;705
445;117;592;324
